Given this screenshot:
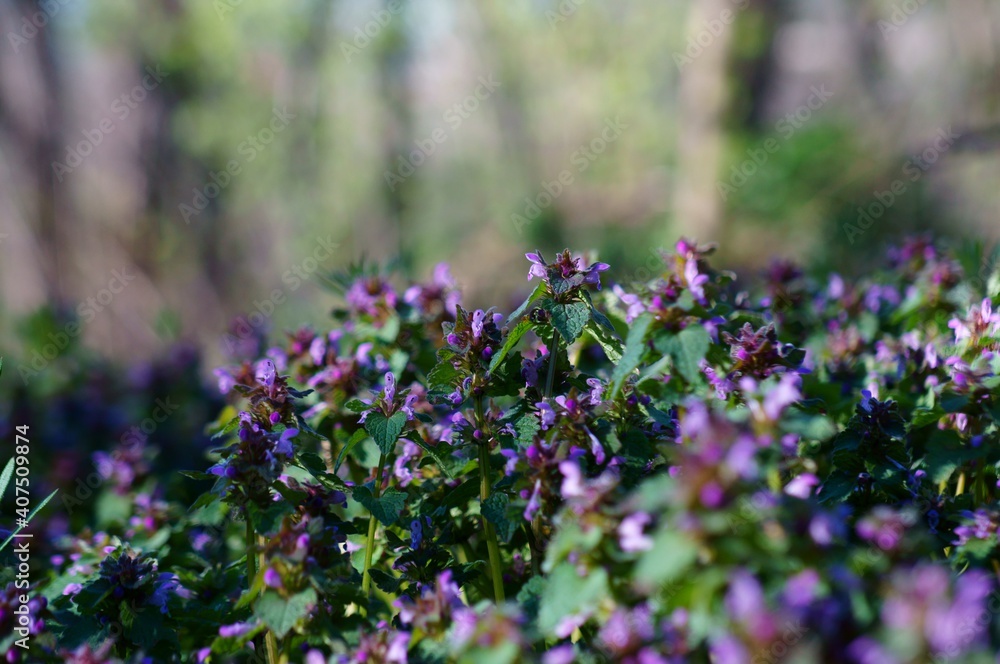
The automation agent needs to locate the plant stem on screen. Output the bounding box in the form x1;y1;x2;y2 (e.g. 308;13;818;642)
246;520;276;664
246;518;257;590
475;395;505;603
545;331;560;399
956;471;967;496
361;452;388;603
259;534;280;662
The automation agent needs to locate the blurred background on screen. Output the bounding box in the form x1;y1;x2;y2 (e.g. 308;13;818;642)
1;0;999;369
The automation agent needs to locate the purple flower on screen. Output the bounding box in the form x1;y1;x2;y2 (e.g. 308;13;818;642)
536;401;556;430
255;359;277;387
525;250;611;291
261;568;282;589
213;367;238;394
618;512;654;552
526;252;548;281
404;262;461;316
219;621;256;638
762;373;802;420
524;480;542;521
784;473;819;499
542;645;576;664
612;285;645;323
585;378;604;406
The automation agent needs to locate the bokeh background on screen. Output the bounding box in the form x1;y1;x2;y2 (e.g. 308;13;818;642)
1;0;999;370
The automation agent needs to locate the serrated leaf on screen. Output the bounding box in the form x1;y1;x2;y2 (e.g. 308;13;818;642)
403;433;456;479
334;428;370;473
368;569;402;594
427;357;463;393
353;485;406;526
364;411;408;455
506;281;547;326
542;300;590;345
654;325;710;384
482;492;517;543
610;313;654;399
254;588;317;639
514;412;540;446
344;398;369;413
297;451;330;475
211;416;240;441
584;319;623;363
490;318;534;373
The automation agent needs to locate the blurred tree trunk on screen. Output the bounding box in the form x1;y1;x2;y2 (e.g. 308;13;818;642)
0;0;67;304
672;0;736;243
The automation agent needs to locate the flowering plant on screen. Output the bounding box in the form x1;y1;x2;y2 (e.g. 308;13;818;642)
5;238;1000;663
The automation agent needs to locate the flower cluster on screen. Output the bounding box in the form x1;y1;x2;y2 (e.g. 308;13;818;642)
11;239;1000;664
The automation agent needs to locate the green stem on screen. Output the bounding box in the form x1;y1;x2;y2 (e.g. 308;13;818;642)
545;330;560;399
259;535;280;661
475;395;505;603
246;521;276;663
361;452;388;603
246;518;257;590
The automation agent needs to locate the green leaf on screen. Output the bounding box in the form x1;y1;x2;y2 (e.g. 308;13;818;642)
353;485;406;526
481;492;518;543
542;300;590;345
368;569;402;594
654;325;710;384
254;587;317;639
427;355;463;392
344;398;369;412
403;433;455;479
489;318;534;373
514;412;540;446
537;562;609;635
178;470;216;481
248;500;295;537
817;471;857;504
334;429;370;473
633;529;698;589
609;313;654;399
581;290;615;331
0;488;58;552
364;411;408;455
922;430;980;484
211;416;241;441
506;281;547;326
584;319;623;363
0;458;13;503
